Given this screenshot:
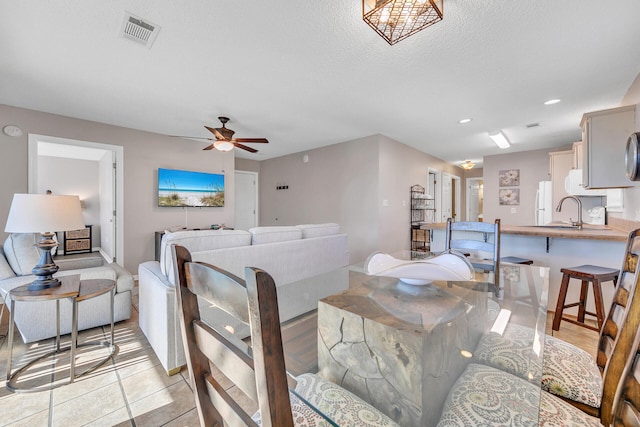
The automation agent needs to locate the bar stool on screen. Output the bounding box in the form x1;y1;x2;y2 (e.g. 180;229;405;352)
552;264;619;332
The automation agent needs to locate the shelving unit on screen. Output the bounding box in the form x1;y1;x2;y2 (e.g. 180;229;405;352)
410;185;435;252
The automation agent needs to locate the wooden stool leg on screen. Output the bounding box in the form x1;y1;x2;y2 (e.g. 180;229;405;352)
577;279;589;323
592;279;605;331
553;274;571;331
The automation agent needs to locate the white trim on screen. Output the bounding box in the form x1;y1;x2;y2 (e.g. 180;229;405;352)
28;134;125;267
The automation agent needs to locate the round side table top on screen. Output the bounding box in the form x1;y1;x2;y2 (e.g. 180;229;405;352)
9;275;115;302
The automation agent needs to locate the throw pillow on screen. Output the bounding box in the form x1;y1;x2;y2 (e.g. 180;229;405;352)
3;233;41;276
0;247;16;280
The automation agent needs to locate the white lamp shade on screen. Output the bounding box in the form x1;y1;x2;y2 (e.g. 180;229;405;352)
4;194;86;233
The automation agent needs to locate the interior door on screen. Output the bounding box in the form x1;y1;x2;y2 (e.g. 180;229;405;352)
467;178;483;221
234;171;258;230
441;173;453;221
99;151;116;261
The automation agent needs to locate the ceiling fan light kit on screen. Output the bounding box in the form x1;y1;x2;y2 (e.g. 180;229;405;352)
175;116;269;153
363;0;443;45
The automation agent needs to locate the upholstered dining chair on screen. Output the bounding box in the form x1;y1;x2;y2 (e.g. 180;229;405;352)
172;244;399;427
438;236;640;426
474;228;640;424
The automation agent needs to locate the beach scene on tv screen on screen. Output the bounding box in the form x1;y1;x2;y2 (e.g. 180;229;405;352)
158;168;225;207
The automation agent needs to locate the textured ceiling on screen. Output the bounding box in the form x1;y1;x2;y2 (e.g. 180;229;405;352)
1;1;640;166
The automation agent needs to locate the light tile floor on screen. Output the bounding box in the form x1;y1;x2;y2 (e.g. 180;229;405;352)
0;287;600;427
0;288;200;427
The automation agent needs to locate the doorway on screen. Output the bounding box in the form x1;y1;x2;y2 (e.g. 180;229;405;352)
234;170;258;230
466;178;484;222
28;134;124;265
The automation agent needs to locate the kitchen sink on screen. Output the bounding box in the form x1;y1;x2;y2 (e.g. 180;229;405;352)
530;223;612;230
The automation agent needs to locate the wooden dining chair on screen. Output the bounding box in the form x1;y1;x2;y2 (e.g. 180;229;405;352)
611;313;640;427
438;231;640;426
172;244;399;427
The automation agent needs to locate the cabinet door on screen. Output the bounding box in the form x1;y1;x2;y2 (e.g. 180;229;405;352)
583;106;636;188
550;151;573;223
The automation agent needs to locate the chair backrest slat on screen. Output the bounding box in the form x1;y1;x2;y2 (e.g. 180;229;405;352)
193;320;257;401
173;244;294;427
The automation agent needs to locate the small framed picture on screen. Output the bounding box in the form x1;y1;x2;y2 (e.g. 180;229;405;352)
499;188;520;205
499;169;520;187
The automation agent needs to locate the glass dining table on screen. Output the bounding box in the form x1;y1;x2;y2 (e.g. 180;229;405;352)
279;251;550;427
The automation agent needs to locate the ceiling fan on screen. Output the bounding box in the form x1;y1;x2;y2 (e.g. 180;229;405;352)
186;116;268;153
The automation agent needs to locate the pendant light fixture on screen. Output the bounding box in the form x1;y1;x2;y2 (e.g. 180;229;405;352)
363;0;444;45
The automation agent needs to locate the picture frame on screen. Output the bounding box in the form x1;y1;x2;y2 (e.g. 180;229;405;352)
499;169;520;187
499;188;520;205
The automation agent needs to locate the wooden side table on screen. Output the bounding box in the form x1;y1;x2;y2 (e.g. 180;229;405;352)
5;275;118;392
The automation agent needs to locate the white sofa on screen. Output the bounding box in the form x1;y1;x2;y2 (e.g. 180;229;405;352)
138;223;349;375
0;233;134;343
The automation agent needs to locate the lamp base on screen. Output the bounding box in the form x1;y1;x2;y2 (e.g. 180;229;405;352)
29;232;61;291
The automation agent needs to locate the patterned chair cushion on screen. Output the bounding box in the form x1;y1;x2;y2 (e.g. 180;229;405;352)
253;373;399;426
437;363;603;427
474;323;603;408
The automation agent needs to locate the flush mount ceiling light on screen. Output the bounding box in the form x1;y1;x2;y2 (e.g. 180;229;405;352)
544;99;561;105
489;131;511;149
460;160;475;171
458;118;472;124
363;0;444;45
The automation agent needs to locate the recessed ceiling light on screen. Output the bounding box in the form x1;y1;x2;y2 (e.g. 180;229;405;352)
458;118;472;124
544;99;561;105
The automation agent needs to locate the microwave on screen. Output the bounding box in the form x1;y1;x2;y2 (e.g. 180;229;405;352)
564;169;607;196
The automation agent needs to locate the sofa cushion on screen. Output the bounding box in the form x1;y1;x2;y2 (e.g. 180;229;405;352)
3;234;41;276
160;229;252;277
0;247;16;280
296;223;340;239
249;226;302;245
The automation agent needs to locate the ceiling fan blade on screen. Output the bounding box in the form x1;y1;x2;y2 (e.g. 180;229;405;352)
202;144;215;151
169;135;214;140
234;138;269;144
234;143;258;153
204;126;226;140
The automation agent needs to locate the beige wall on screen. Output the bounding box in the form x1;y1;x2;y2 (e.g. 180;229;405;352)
258;134;463;263
482;148;553;225
0;104;235;273
235;158;261;173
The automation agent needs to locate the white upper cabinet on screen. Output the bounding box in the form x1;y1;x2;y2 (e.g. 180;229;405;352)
580;105;637;189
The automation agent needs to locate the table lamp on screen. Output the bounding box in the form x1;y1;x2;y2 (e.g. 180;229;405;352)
4;194;86;290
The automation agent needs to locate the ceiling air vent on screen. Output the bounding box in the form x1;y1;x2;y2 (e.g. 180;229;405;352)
526;123;540;128
120;12;160;48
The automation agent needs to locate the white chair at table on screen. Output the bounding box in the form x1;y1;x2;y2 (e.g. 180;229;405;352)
172;244;399;427
445;218;536;306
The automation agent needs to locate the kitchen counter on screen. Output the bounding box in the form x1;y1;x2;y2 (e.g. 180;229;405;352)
419;222;628;242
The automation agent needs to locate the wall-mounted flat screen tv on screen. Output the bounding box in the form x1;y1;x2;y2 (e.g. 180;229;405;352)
158;168;224;207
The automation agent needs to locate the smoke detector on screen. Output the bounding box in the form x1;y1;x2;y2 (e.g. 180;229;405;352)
120;12;160;48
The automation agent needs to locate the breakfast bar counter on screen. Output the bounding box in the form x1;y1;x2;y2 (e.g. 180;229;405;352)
420;222;628;242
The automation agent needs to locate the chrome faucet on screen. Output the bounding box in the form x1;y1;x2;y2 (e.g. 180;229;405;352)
556;196;583;229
